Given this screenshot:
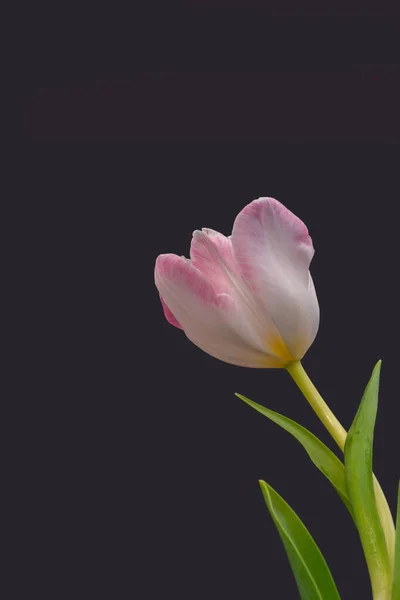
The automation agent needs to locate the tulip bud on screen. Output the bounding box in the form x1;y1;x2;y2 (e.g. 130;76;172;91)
155;197;319;368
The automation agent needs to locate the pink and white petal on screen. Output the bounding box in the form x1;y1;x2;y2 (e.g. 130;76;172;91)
262;273;320;360
231;198;319;359
155;253;216;308
190;228;237;295
191;227;297;364
159;295;183;330
155;254;281;367
232;197;314;290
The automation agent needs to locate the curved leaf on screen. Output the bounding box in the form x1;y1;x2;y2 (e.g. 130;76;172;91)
259;480;341;600
236;393;353;518
392;482;400;600
344;360;391;600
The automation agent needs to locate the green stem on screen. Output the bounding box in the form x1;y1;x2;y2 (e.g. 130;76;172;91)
285;360;395;580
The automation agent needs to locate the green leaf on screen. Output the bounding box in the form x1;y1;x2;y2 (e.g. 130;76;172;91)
259;480;341;600
236;393;353;518
392;482;400;600
344;360;391;599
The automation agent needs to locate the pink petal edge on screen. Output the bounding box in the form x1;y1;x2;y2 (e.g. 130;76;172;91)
240;198;312;246
155;253;218;305
159;295;183;329
190;229;237;295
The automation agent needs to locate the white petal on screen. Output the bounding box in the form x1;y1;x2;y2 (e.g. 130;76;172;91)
231;197;320;359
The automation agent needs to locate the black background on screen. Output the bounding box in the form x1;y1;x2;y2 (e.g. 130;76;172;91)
25;15;400;600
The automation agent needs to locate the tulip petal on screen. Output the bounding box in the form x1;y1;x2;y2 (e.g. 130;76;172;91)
231;197;319;360
191;226;296;363
190;228;237;294
155;253;283;368
159;295;183;330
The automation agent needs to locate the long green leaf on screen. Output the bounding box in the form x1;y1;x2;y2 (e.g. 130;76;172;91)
236;393;353;518
259;480;341;600
392;482;400;600
344;360;391;599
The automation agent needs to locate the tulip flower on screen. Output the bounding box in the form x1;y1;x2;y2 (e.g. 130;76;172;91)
154;196;398;600
155;197;319;368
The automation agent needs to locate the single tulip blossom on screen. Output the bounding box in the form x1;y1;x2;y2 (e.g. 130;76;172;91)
154;197;319;368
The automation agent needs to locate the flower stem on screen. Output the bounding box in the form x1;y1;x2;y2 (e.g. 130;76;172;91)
285;360;347;451
285;360;395;577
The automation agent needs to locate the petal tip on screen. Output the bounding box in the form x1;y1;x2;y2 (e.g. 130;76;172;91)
244;197;313;248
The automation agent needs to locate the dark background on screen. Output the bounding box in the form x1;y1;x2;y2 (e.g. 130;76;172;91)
25;16;400;600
